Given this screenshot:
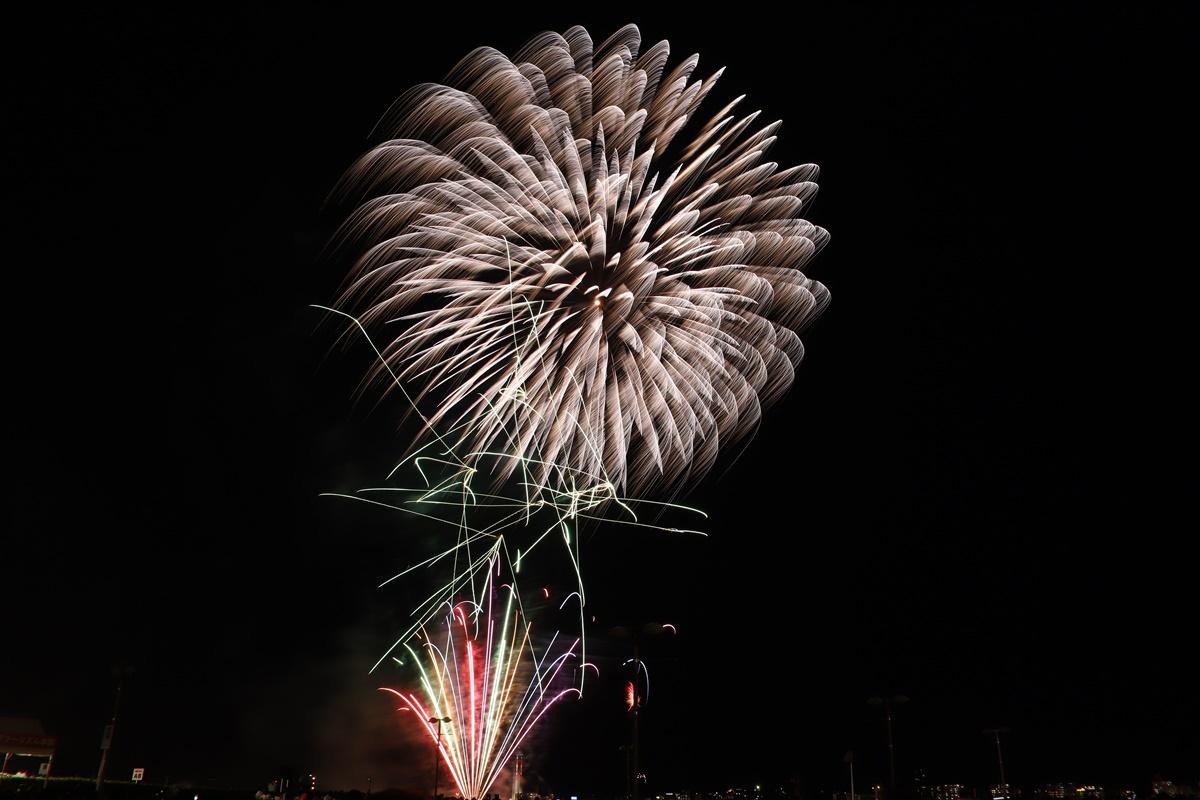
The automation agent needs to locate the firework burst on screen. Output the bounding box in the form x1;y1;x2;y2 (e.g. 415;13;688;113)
382;553;580;799
334;23;830;498
325;26;831;791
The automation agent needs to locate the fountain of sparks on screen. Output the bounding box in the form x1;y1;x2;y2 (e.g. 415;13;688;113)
381;552;582;799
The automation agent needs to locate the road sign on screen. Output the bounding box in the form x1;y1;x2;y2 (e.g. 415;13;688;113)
132;768;144;782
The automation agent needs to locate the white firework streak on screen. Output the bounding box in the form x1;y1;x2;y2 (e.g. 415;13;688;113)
333;23;830;499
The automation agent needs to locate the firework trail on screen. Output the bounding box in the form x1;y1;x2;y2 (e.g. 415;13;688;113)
317;305;708;681
333;23;830;498
381;552;580;799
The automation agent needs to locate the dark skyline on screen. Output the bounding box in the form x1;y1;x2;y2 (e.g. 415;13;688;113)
3;5;1194;796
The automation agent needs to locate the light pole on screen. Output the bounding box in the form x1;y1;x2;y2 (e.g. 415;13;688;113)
632;638;640;800
611;622;675;800
510;751;524;800
844;751;856;800
96;667;134;791
981;728;1010;791
867;695;908;797
429;716;451;800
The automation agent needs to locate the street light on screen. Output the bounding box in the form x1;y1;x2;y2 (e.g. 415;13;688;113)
610;622;675;800
981;728;1010;791
867;695;909;797
429;716;452;800
96;665;135;792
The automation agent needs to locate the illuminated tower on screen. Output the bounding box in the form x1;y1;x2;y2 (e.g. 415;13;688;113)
511;751;524;800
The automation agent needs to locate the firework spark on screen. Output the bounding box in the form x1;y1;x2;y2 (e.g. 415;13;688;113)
333;23;830;498
382;553;580;800
314;309;708;678
318;433;707;678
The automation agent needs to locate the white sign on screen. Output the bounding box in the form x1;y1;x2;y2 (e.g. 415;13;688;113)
132;768;145;782
38;763;51;777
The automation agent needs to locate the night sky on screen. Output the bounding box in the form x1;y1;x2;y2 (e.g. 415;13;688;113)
4;5;1194;797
